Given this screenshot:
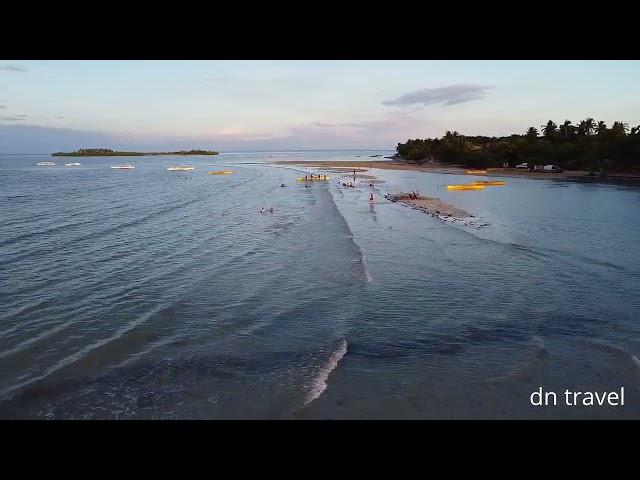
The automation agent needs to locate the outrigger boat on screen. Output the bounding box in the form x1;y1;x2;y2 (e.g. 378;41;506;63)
447;184;485;191
472;180;505;186
208;170;233;175
167;166;195;171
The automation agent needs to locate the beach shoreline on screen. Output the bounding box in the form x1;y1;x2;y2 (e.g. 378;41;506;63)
274;160;640;182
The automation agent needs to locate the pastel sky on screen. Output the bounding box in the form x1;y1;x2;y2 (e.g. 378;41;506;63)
1;60;639;153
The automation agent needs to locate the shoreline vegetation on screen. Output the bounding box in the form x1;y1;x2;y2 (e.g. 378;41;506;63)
51;148;219;157
394;119;640;177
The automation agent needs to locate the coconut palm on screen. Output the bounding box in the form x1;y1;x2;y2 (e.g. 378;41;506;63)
595;120;607;135
583;117;596;135
611;121;629;136
541;120;557;138
558;120;575;140
526;126;539;143
577;119;597;136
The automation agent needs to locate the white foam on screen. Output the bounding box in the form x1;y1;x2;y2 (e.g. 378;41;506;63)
361;255;372;283
305;339;348;406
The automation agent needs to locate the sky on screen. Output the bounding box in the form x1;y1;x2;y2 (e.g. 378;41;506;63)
1;60;639;153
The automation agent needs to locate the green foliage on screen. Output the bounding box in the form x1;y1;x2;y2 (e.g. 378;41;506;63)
395;118;640;172
52;148;219;157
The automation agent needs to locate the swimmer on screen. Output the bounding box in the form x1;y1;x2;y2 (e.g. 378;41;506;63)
369;193;374;202
269;207;274;213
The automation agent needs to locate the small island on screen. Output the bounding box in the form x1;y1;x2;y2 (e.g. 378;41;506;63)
52;148;219;157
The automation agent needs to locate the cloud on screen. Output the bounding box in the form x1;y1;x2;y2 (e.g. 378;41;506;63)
310;121;370;129
2;114;29;121
0;64;27;73
287;113;430;148
382;84;494;108
0;105;5;109
56;116;64;119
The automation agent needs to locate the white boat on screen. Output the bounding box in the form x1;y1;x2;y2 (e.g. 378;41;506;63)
111;164;135;170
167;166;195;171
37;161;56;166
65;162;82;166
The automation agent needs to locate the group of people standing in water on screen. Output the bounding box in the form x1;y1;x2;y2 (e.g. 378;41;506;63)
303;174;328;181
265;171;377;215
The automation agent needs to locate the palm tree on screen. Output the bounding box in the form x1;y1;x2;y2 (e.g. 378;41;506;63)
583;117;596;135
595;121;607;135
611;121;629;136
630;125;640;135
558;120;575;141
525;126;539;143
541;120;557;138
577;119;597;136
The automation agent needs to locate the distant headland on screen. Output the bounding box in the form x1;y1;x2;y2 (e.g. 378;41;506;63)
51;148;219;157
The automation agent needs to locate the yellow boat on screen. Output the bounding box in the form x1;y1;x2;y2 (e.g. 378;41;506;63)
465;169;487;174
472;180;505;186
208;170;233;175
447;184;485;191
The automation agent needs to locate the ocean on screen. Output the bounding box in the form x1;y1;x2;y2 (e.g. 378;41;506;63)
1;150;639;419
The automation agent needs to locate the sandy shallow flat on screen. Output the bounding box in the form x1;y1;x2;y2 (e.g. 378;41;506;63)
386;193;470;219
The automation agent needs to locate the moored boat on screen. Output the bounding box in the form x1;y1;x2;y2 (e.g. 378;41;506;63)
65;162;82;166
111;164;135;169
447;184;485;191
472;180;505;186
37;161;56;166
208;170;233;175
167;166;195;171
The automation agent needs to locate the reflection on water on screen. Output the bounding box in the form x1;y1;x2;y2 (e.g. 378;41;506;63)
0;151;639;419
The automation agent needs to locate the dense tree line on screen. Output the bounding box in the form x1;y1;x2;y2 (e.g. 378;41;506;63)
52;148;219;156
395;119;640;173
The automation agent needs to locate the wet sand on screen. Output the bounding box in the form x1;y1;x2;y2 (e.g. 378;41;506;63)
386;193;469;217
385;193;488;228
